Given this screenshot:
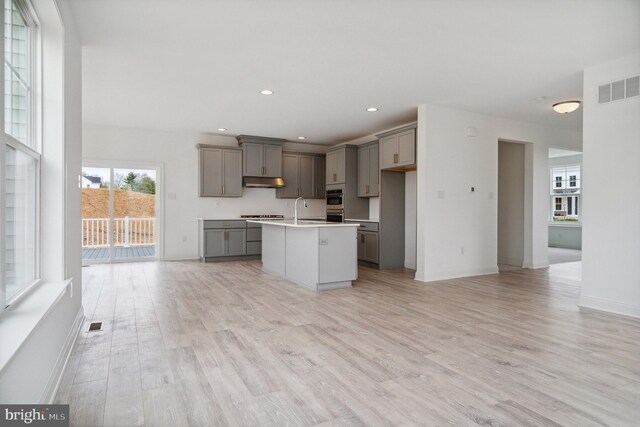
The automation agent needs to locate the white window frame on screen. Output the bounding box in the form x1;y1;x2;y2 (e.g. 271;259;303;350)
1;0;40;311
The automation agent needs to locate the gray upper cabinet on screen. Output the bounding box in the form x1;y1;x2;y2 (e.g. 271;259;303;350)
198;144;242;197
299;155;314;197
236;135;286;178
263;145;282;177
242;142;282;177
278;154;299;198
326;147;346;184
276;152;325;199
357;142;379;197
379;126;416;170
315;156;326;198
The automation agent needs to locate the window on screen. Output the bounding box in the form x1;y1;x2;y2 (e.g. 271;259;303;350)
555;176;562;188
2;0;38;309
550;165;581;223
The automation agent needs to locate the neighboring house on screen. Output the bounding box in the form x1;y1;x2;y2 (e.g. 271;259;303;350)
82;175;102;188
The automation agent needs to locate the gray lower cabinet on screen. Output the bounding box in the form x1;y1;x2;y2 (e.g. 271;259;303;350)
357;142;379;197
226;229;247;256
378;126;416;170
199;220;260;261
347;221;379;265
357;231;379;264
204;229;226;257
204;228;246;257
277;152;325;199
197;144;243;197
246;222;262;255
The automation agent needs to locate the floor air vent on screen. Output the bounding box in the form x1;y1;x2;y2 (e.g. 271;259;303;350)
88;322;103;332
599;75;639;104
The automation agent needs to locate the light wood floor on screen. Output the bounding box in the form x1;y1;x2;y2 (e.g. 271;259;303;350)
55;260;640;426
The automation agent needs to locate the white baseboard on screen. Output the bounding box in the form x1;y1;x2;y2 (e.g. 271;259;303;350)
415;265;499;282
42;307;85;403
579;295;640;319
522;260;549;269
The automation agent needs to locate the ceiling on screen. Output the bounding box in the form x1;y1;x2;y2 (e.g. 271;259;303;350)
68;0;640;145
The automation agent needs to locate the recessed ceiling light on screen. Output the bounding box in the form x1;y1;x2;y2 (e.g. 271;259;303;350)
552;100;581;114
297;136;306;140
366;107;379;112
260;89;273;95
217;128;227;131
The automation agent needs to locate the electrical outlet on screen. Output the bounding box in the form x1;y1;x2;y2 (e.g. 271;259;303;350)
437;190;445;199
460;246;465;255
319;238;328;245
182;235;187;242
215;200;221;207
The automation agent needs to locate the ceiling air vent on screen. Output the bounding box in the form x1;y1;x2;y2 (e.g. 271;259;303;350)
598;75;639;104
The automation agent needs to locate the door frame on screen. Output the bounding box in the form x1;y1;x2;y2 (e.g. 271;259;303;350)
82;158;165;263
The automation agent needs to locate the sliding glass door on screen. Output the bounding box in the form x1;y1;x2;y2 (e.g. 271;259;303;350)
82;166;158;263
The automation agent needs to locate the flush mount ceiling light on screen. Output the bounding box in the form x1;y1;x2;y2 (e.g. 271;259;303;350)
297;136;306;140
552;100;581;114
260;89;273;95
217;128;227;132
366;107;379;112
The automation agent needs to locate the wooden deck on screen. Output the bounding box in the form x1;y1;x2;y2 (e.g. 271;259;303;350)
82;245;156;260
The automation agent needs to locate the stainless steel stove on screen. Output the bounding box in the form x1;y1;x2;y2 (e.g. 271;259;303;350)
240;214;285;219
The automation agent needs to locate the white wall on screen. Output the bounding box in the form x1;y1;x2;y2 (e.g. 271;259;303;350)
415;104;581;282
82;124;327;260
0;0;84;403
498;141;525;266
580;53;640;318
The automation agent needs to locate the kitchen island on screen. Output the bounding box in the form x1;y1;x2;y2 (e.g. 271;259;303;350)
247;220;359;291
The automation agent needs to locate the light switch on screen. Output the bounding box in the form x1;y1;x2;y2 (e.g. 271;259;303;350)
437;190;445;199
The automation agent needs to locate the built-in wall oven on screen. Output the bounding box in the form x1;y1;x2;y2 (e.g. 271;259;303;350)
326;189;343;209
326;209;344;223
326;188;344;222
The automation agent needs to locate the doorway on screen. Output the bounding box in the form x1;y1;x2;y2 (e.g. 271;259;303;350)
497;141;525;269
548;148;583;265
81;165;160;263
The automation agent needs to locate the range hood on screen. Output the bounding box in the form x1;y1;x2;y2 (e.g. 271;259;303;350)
243;176;285;188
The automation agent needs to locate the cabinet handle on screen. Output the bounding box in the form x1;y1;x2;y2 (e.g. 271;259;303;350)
333;173;337;182
224;231;228;241
262;166;266;175
360;234;365;243
222;185;225;194
394;153;399;164
366;184;369;194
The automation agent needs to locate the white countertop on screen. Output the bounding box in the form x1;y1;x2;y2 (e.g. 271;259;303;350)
345;218;379;222
247;219;360;228
197;217;325;221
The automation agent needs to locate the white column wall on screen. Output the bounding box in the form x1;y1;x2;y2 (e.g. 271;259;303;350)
415;104;580;282
580;53;640;318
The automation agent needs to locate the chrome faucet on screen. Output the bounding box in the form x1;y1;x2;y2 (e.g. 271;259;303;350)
294;197;308;224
